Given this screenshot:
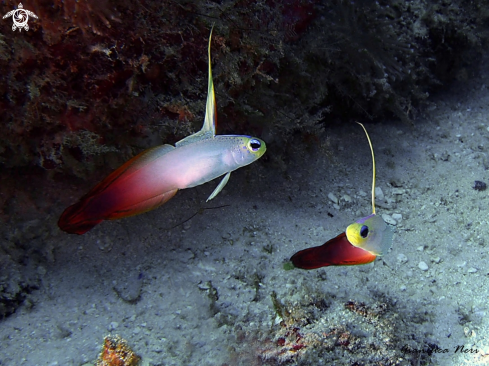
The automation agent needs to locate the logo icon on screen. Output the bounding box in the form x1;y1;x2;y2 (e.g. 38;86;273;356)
3;3;38;31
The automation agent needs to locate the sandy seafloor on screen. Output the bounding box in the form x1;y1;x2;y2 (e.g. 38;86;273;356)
2;65;489;366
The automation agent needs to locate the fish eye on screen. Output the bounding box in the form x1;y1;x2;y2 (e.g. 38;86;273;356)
248;138;262;152
360;225;369;238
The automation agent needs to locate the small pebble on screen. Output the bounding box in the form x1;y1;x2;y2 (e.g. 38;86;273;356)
418;261;429;271
358;190;367;197
382;213;397;225
468;267;478;273
392;188;405;195
108;321;119;331
328;192;339;204
179;249;195;263
473;181;487;191
342;194;352;202
416;246;424;252
392;213;403;222
432;257;441;264
375;187;385;201
113;275;143;303
397;253;408;264
399;285;407;291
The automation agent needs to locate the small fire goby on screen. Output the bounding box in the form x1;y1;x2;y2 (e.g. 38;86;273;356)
290;123;393;269
58;28;266;234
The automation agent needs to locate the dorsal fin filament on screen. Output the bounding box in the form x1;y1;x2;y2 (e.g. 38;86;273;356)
356;122;376;215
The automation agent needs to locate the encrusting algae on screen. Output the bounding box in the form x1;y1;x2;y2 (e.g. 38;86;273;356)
95;335;141;366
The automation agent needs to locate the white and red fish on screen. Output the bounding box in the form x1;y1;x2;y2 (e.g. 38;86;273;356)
59;28;266;234
290;123;393;269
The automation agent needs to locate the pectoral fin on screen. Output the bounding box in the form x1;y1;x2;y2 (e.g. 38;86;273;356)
206;172;230;202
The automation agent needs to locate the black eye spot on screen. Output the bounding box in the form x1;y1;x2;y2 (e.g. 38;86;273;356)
360;225;369;238
249;139;261;151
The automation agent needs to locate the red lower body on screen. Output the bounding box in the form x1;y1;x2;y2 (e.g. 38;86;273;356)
290;232;377;269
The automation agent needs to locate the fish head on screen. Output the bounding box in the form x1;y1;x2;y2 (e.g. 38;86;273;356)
345;213;393;256
227;136;266;166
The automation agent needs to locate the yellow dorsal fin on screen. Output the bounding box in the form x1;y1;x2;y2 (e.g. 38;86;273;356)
204;25;216;135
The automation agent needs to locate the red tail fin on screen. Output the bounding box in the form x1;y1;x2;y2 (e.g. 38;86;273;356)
58;199;103;235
